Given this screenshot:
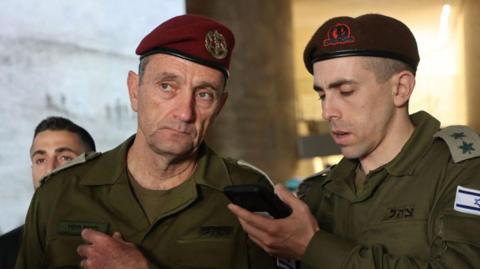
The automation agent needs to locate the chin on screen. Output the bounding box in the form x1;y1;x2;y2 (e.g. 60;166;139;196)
340;147;362;160
152;141;195;156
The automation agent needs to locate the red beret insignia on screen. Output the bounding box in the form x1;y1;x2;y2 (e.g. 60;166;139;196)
205;30;228;60
135;14;235;78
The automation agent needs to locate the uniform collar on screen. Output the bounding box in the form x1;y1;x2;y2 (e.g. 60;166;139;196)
80;135;232;189
80;135;135;185
384;111;440;176
324;111;441;201
191;144;233;191
328;111;440;179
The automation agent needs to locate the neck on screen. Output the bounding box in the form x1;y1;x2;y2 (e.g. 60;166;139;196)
127;134;198;190
360;112;415;174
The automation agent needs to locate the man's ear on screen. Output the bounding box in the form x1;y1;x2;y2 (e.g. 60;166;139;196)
127;71;139;112
392;70;415;107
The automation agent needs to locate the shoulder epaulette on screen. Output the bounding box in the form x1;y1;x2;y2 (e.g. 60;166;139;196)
236;159;275;186
301;166;332;182
433;125;480;163
297;166;333;199
39;151;102;186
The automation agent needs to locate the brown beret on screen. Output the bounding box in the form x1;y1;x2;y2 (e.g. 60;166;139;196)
136;14;235;78
303;14;419;74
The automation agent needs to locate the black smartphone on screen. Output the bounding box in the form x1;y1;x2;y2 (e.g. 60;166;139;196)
224;184;292;219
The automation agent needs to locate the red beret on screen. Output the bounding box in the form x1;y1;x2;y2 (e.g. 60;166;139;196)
304;14;419;74
136;14;235;78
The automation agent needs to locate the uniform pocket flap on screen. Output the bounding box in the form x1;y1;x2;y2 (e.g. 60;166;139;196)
440;212;480;247
45;235;83;267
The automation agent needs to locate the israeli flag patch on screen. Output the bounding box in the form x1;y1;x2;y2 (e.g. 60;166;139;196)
454;186;480;216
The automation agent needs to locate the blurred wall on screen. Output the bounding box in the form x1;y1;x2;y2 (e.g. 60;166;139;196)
464;0;480;132
187;0;298;182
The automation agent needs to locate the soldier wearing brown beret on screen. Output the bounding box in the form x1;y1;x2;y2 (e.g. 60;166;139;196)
16;15;278;269
230;14;480;268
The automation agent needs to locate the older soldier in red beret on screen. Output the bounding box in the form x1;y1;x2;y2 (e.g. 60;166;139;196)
16;15;277;269
229;13;480;268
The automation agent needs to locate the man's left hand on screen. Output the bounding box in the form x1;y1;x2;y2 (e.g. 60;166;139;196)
228;184;319;259
77;228;150;269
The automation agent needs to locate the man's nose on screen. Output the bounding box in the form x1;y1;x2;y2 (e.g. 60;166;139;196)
175;91;195;122
321;96;341;121
46;158;59;174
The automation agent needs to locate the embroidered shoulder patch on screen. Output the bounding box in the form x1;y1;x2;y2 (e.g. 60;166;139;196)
433;125;480;163
454;186;480;216
236;159;274;186
40;151;101;186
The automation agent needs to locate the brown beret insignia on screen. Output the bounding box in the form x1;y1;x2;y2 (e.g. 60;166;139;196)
304;14;420;74
323;23;355;47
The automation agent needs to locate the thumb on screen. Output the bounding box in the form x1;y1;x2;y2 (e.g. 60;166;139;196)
113;232;135;247
81;228;101;243
274;184;299;207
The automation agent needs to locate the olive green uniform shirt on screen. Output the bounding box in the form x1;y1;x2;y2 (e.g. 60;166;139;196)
16;136;277;269
299;111;480;268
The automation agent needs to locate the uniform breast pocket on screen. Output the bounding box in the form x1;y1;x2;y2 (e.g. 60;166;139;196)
362;219;429;257
172;238;236;269
45;235;83;268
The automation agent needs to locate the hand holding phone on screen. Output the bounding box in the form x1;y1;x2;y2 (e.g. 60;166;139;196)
223;184;292;219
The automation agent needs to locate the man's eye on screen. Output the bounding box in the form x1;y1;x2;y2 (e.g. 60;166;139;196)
340;90;354;96
60;156;74;162
159;83;173;92
34;159;45;165
197;91;214;101
318;94;325;101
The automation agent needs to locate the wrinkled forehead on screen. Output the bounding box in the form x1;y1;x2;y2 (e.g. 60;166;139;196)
142;54;226;89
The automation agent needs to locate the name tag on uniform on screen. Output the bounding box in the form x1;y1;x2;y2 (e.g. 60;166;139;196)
454;186;480;216
199;226;233;238
58;221;109;236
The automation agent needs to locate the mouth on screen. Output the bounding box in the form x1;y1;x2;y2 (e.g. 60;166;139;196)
163;127;191;135
331;129;351;145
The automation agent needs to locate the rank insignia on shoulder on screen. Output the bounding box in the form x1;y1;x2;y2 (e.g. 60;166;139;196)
434;125;480;163
58;221;109;236
454;186;480;216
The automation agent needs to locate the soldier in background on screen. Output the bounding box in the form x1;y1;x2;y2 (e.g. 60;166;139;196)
0;116;95;269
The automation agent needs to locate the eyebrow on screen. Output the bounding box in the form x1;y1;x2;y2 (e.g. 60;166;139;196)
31;147;79;159
313;79;358;92
195;81;222;92
155;72;223;92
155;72;182;82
